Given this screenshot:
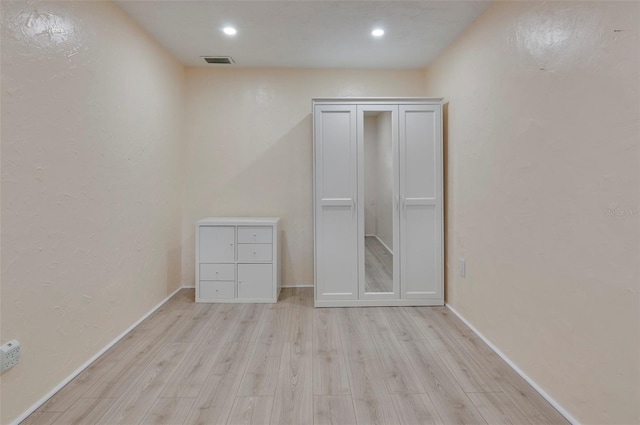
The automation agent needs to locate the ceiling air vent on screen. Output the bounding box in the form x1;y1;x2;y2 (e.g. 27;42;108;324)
202;56;234;64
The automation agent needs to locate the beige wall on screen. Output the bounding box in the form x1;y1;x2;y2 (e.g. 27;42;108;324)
182;68;424;286
424;1;639;424
0;1;185;423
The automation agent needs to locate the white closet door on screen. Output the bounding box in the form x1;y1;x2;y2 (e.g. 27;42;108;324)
399;104;443;300
314;104;358;300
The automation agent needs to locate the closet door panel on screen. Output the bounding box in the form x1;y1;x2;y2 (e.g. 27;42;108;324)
399;105;443;300
319;206;358;297
404;111;436;198
315;105;358;301
403;205;437;297
320;112;353;199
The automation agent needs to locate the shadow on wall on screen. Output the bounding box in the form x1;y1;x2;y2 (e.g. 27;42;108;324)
442;102;449;303
185;114;314;287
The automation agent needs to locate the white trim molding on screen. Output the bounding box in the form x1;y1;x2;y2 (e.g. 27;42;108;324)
11;285;191;425
281;284;314;288
445;303;580;425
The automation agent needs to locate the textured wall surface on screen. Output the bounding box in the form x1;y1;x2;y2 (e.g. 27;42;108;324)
182;68;424;287
424;2;640;424
0;1;185;423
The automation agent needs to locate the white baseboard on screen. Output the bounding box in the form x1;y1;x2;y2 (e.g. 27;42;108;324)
445;304;580;425
11;285;191;425
365;234;393;255
374;235;393;255
281;284;314;288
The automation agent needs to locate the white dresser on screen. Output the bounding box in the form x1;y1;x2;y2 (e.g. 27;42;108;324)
196;217;281;303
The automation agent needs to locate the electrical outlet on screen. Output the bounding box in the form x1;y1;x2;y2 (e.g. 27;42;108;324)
459;258;466;278
1;339;21;373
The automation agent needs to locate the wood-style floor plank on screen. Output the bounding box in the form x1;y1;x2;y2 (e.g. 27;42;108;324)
226;303;266;343
23;288;568;425
170;303;218;343
84;309;192;399
159;342;225;399
351;394;402;425
383;308;427;342
50;398;116;425
227;397;274;425
390;393;443;425
436;340;501;393
363;308;425;394
284;289;313;345
313;395;357;425
336;308;401;425
415;316;501;394
140;398;195;425
456;336;569;425
468;391;533;425
95;343;193;425
270;342;313;425
401;339;487;425
132;307;192;338
39;331;140;413
312;308;351;395
197;303;242;345
403;307;449;350
237;339;284;396
183;341;254;425
429;306;478;341
257;305;289;343
161;305;242;398
20;411;61;425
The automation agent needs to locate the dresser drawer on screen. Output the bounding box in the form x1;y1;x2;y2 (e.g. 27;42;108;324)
199;263;235;281
237;244;273;262
199;281;235;300
237;226;273;244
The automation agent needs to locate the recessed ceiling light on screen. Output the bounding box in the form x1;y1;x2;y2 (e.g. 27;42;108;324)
223;27;237;36
372;28;384;37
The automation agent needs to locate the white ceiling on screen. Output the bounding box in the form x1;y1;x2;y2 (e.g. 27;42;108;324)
115;1;491;69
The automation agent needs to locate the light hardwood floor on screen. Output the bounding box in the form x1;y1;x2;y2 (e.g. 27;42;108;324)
24;288;569;425
364;236;393;293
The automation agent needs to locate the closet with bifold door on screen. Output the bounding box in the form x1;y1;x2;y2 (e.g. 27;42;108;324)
313;98;443;307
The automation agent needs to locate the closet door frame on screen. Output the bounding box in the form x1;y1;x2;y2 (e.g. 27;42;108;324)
356;104;400;301
313;98;444;308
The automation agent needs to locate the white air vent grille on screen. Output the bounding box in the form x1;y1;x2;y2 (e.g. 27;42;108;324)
202;56;234;64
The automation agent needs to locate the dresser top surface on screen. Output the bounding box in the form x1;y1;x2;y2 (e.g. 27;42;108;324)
197;217;280;225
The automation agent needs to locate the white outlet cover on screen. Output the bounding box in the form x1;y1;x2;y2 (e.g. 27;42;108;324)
0;339;21;373
458;258;466;278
